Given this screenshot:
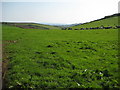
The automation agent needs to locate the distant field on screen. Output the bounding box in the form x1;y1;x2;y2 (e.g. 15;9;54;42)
2;24;119;88
2;22;60;30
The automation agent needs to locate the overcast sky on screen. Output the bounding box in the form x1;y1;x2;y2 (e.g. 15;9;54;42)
1;0;120;24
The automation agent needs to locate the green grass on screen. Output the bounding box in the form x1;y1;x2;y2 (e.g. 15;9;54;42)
2;24;119;89
71;16;118;29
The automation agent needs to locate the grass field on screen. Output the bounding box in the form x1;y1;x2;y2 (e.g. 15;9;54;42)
2;22;119;89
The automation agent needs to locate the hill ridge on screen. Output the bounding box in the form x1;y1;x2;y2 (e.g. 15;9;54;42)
65;13;120;30
75;13;120;27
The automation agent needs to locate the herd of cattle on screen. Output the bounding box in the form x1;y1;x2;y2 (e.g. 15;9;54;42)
61;25;120;30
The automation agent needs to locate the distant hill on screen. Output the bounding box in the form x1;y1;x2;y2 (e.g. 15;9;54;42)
70;13;120;29
2;22;60;30
53;23;82;28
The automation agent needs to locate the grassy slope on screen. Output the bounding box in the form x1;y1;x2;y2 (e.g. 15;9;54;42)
71;15;119;29
3;23;60;30
2;24;119;88
31;23;60;30
20;23;61;30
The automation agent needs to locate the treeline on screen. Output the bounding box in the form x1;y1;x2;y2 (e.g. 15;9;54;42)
62;25;120;30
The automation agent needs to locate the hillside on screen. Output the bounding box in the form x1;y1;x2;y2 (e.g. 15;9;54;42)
2;22;60;30
70;13;120;29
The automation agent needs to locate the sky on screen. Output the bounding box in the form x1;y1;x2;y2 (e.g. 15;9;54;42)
1;0;120;24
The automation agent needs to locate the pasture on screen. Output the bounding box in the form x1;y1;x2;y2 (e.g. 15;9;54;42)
2;23;119;89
